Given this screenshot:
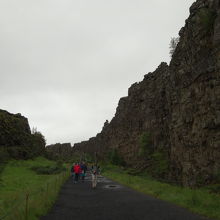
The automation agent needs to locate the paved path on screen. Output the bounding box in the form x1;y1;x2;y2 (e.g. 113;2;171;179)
41;174;210;220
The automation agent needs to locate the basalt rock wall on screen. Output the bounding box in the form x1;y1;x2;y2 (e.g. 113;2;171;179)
0;109;45;160
46;143;72;160
74;0;220;186
0;110;31;147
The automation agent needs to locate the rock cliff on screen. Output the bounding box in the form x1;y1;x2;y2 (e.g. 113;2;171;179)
0;109;45;160
74;0;220;186
46;143;72;160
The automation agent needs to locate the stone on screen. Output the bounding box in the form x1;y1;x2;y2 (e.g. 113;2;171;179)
46;143;72;160
74;0;220;187
0;109;45;159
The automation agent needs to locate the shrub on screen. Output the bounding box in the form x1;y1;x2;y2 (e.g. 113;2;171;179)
30;131;46;157
0;147;10;176
138;132;169;178
108;149;126;166
205;184;220;194
6;146;30;159
85;154;93;163
0;147;10;163
31;163;66;175
151;150;169;178
213;169;220;183
138;132;153;157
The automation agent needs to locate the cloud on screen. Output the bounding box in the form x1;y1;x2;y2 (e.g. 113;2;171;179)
0;0;195;144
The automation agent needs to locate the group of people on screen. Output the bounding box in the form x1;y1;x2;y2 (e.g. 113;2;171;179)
71;162;100;188
71;162;87;183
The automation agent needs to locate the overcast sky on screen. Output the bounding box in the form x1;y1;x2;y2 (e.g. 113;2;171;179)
0;0;195;145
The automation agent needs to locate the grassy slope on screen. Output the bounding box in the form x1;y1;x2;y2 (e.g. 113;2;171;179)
0;157;70;220
102;165;220;220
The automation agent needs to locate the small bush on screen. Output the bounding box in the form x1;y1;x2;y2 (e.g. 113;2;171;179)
0;148;10;179
138;132;153;157
6;146;33;160
151;150;169;178
125;168;142;176
195;174;208;186
0;147;10;164
108;149;126;166
138;132;169;179
31;164;66;175
213;170;220;183
205;184;220;194
30;131;46;157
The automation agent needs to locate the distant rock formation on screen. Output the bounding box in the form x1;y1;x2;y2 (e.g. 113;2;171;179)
0;109;45;160
74;0;220;186
46;143;73;160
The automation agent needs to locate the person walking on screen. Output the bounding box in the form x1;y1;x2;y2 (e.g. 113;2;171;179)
80;161;87;182
73;162;81;183
70;163;75;182
91;164;100;189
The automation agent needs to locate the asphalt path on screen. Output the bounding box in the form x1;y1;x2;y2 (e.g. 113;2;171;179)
41;173;210;220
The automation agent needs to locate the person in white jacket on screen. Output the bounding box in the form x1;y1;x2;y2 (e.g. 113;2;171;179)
91;165;100;188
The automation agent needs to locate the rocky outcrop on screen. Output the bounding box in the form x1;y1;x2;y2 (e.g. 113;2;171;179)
166;0;220;186
0;109;45;160
74;0;220;186
0;110;31;147
46;143;72;160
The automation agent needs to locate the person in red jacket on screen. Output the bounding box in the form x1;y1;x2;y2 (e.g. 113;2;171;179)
73;162;82;183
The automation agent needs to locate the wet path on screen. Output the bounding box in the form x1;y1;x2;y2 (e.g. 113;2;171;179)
41;174;209;220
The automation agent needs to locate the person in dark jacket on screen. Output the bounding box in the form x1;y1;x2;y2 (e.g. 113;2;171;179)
70;163;75;182
80;161;87;182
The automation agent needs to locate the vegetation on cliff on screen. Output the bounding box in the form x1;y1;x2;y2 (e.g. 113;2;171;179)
0;109;46;176
0;110;71;219
107;148;126;166
74;0;220;187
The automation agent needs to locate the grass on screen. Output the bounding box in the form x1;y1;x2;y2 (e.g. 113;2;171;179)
0;157;70;220
102;164;220;220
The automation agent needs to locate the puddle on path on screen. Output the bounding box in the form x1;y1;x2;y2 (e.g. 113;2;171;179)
103;184;122;189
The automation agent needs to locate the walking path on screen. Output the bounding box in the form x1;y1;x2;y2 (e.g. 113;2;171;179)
41;173;209;220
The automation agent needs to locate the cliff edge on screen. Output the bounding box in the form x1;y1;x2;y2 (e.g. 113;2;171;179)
74;0;220;186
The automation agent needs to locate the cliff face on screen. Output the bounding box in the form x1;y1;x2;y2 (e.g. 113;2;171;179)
0;109;45;160
0;110;31;147
166;0;220;186
46;143;72;160
74;0;220;186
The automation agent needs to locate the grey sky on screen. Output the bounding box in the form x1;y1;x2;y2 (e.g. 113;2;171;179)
0;0;195;145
